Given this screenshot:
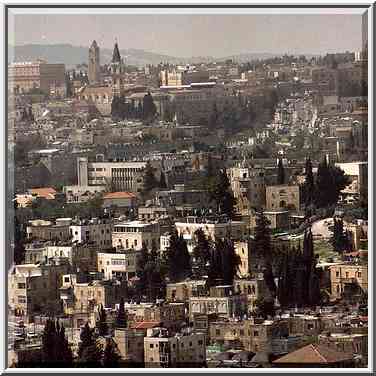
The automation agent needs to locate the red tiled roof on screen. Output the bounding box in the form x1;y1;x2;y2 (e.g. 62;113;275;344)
130;321;161;330
103;192;136;199
30;187;57;199
272;344;353;364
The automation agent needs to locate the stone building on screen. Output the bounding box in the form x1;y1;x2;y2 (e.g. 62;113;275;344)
328;263;367;302
59;274;127;315
144;327;206;367
88;40;101;85
9;262;70;319
9;60;66;96
227;165;266;214
112;221;160;251
265;184;300;211
97;249;140;280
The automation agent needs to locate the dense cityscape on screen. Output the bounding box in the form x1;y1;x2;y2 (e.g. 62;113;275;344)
8;27;368;369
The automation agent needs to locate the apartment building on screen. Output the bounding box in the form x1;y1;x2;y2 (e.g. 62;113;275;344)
328;263;368;302
188;294;248;321
97;250;140;280
144;327;206;367
69;218;113;247
9;262;70;318
59;274;127;315
77;157;161;193
112;221;160;251
26;219;70;242
227;165;266;213
9;60;66;96
175;216;248;243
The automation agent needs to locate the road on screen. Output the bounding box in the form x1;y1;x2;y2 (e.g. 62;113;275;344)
310;218;333;240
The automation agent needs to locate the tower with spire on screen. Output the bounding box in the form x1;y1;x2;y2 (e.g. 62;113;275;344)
88;40;100;85
111;39;126;97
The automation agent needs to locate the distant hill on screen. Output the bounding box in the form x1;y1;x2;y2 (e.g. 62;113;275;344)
8;43;212;67
8;43;319;68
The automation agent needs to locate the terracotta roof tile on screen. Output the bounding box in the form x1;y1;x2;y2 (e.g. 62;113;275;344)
103;192;136;199
130;321;161;330
272;344;353;364
30;187;57;199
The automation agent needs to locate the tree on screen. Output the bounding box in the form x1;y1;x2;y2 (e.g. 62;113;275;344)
115;297;127;328
143;92;157;122
208;102;220;129
42;319;73;367
192;229;212;277
331;218;351;254
136;243;150;297
253;212;276;297
103;338;121;367
165;229;191;283
77;322;103;367
159;171;167;189
303;157;315;207
315;157;350;208
254;297;275;319
142;161;158;197
13;200;26;264
217;238;240;285
41;319;57;366
208;169;237;218
111;95;121;120
97;304;108;336
277;158;285;185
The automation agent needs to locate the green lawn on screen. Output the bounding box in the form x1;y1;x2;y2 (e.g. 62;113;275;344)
314;240;339;262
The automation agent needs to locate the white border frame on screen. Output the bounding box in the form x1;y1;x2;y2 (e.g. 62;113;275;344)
1;0;373;373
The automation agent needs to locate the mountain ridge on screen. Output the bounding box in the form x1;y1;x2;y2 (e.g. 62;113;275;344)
8;43;319;68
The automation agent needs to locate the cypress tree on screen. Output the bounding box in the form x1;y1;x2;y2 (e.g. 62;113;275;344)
165;229;192;283
142;92;157;122
208;169;237;218
277;158;285;185
253;211;276;297
220;238;240;285
192;228;212;277
136;243;149;297
315;157;331;207
142;161;158;195
41;319;57;366
304;157;315;206
331;218;349;254
59;324;73;366
115;297;127;328
97;304;108;336
159;171;168;189
77;322;103;367
103;338;121;367
207;241;223;287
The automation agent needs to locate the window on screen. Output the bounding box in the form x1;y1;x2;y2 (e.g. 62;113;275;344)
215;329;220;336
345;272;349;278
17;283;26;289
358;272;362;278
189;342;192;347
254;331;259;337
198;340;203;345
150;344;154;349
336;271;340;277
240;330;244;336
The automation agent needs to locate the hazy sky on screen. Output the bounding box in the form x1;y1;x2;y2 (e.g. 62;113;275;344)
9;12;365;57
